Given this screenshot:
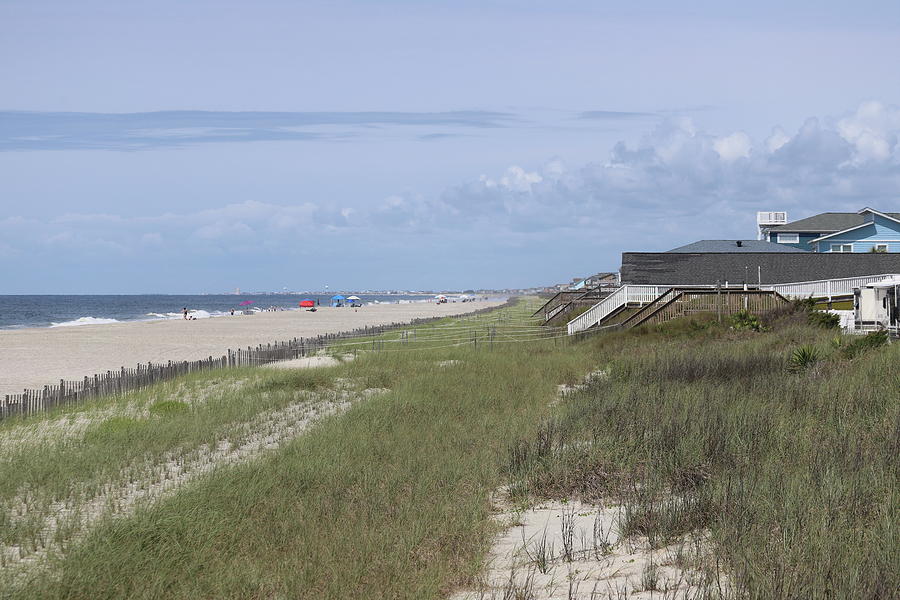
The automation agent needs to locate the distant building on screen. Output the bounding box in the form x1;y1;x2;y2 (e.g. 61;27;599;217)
585;272;619;286
766;207;900;252
569;272;618;290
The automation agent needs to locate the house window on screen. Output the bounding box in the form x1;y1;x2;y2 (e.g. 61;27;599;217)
777;233;800;243
874;244;889;253
830;243;853;253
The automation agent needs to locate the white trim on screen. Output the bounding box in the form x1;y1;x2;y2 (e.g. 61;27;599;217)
857;207;900;225
777;233;800;243
812;212;900;243
830;243;854;253
810;222;872;243
817;239;900;251
761;273;900;287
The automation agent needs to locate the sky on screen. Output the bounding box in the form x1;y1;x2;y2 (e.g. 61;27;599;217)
2;0;900;293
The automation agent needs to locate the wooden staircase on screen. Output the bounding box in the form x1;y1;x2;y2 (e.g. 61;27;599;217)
618;288;789;329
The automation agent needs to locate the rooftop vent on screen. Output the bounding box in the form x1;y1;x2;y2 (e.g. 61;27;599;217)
736;240;743;247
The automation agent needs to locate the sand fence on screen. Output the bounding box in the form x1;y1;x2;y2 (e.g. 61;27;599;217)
1;301;515;421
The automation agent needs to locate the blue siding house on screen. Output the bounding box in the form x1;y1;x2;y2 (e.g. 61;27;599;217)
768;207;900;252
810;208;900;253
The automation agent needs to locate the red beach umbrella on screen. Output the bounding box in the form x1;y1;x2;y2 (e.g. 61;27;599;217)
299;300;315;307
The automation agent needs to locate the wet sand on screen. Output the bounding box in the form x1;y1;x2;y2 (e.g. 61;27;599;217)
0;300;502;397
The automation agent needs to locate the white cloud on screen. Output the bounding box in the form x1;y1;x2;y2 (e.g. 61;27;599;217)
193;220;254;241
3;102;900;279
480;166;543;193
0;200;352;263
713;132;752;161
765;127;790;153
836;100;900;163
543;158;566;179
414;102;900;239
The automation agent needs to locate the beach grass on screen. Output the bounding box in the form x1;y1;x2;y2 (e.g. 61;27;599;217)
0;365;373;577
2;299;896;598
4;298;600;598
506;313;899;598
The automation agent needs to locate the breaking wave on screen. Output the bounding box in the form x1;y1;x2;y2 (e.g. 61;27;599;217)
49;317;122;328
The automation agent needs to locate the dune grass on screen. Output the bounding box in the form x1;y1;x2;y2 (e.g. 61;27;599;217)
3;300;896;599
0;364;379;580
0;365;350;511
7;299;602;598
507;312;899;598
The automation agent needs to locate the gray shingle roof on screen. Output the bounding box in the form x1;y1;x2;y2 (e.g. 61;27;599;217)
668;240;809;253
768;212;900;233
621;252;900;285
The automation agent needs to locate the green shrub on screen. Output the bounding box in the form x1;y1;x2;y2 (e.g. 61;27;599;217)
789;345;821;372
808;310;840;329
730;310;763;332
792;297;817;312
841;331;889;359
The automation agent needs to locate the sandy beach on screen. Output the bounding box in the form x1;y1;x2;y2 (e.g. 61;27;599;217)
0;300;503;397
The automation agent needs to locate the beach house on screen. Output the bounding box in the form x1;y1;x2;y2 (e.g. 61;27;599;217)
566;207;900;334
766;207;900;252
569;272;619;290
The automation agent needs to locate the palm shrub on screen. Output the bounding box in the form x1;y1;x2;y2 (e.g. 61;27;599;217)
730;310;763;332
789;345;821;372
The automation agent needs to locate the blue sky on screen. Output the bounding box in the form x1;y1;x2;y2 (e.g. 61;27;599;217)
2;0;900;293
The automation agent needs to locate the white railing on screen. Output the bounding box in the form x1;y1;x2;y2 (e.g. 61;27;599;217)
567;274;900;335
626;285;670;304
567;285;669;334
757;211;787;225
568;287;626;334
763;274;900;299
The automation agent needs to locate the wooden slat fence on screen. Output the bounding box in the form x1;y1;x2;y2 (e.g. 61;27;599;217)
1;300;514;421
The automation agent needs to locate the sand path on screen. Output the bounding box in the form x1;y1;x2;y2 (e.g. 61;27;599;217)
0;300;502;397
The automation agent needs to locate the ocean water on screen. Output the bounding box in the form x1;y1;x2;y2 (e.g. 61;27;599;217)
0;294;439;329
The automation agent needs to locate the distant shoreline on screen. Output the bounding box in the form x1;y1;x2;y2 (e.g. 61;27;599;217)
0;300;504;398
0;293;497;331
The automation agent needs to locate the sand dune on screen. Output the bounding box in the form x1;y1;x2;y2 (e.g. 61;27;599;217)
0;300;502;397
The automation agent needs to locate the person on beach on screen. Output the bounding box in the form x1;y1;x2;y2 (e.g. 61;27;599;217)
183;307;188;320
230;309;234;316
